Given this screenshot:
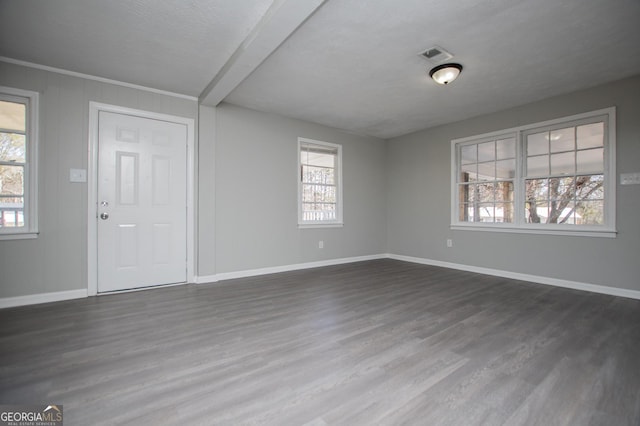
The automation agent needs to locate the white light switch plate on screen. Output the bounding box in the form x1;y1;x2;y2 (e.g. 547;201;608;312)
70;168;87;183
620;172;640;185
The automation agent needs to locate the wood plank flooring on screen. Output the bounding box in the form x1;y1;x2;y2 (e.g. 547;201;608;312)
1;259;639;425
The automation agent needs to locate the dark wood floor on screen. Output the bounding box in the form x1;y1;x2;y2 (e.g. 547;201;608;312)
1;259;639;425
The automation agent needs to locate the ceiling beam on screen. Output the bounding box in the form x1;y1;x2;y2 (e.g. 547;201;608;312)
199;0;327;106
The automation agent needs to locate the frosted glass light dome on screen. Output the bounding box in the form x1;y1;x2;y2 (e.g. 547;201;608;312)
429;63;463;85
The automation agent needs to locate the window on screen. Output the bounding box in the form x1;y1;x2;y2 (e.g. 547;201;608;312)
298;138;343;227
452;108;615;237
0;87;39;239
458;136;516;223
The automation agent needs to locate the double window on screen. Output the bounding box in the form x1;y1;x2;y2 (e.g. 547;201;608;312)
0;87;39;238
298;138;343;227
452;108;615;236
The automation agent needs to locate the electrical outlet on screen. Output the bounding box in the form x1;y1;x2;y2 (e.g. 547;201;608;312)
446;239;453;248
319;240;324;249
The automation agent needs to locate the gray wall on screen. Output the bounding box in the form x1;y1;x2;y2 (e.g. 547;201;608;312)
200;103;387;275
197;105;217;277
0;62;197;298
387;75;640;291
2;58;638;300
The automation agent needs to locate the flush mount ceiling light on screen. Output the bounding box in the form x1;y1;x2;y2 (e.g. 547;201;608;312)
429;63;463;85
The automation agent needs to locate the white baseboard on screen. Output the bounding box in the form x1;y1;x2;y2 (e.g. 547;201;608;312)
4;253;637;308
194;274;218;284
387;254;640;300
0;289;88;309
196;254;387;284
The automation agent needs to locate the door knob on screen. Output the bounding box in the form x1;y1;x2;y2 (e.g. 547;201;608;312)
100;212;109;220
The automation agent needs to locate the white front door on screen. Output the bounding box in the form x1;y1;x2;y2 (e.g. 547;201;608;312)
97;111;187;293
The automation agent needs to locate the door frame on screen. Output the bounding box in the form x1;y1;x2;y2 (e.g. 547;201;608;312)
87;102;196;296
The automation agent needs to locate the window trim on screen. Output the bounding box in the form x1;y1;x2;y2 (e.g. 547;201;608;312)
298;137;343;228
450;107;616;237
0;86;39;240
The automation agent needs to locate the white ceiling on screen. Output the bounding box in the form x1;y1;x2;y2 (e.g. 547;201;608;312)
2;0;640;139
0;0;273;96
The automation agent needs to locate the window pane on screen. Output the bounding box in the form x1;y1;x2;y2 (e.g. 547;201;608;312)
576;200;604;225
496;159;515;179
301;150;335;168
461;145;477;165
303;202;336;211
527;155;549;176
577;122;603;149
302;203;336;222
548;200;575;224
0;133;26;163
0;100;26;132
458;184;476;203
324;186;337;201
525;201;548;223
495;202;513;223
459;204;467;222
577;148;603;173
549;177;575;200
526;179;548;202
303;202;325;210
478;203;495;222
459;203;474;222
0;165;24;195
496;138;515;159
0;196;24;228
302;184;336;203
549;127;575;153
576;175;604;200
550;152;575;175
495;181;513;202
477;141;495;163
323;203;336;210
477;162;495;180
527;132;548;156
302;202;335;210
556;201;576;224
460;163;477;182
477;183;495;202
303;165;335;185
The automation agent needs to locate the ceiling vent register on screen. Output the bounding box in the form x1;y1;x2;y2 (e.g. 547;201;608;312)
419;45;454;64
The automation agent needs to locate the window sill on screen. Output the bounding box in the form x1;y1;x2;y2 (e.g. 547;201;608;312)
0;232;39;241
298;222;344;229
450;224;617;238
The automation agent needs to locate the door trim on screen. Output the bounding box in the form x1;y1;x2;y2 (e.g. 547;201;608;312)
87;102;195;296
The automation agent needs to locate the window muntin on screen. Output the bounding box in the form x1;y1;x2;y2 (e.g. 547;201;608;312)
298;138;342;226
0;87;38;238
452;108;615;236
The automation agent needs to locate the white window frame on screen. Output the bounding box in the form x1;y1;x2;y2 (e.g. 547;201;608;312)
0;86;39;240
451;107;616;238
298;137;343;228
